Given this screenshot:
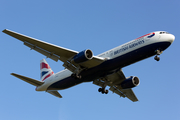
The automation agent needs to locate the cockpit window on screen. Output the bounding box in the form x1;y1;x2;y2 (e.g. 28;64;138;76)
160;32;169;34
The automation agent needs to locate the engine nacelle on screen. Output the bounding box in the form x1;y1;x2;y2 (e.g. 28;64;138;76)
73;49;93;64
121;76;140;89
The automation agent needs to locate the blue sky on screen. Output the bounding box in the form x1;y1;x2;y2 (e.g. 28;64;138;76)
0;0;180;120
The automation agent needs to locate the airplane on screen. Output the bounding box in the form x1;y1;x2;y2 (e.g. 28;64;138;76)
3;29;175;102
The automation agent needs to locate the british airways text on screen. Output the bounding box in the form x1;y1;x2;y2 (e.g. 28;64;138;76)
114;40;144;55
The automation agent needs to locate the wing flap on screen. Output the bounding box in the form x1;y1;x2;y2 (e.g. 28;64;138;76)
120;89;138;102
24;42;60;62
11;73;44;86
109;86;126;97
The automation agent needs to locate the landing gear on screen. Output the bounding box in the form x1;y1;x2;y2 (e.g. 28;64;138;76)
154;49;162;61
154;55;160;61
71;73;81;79
71;66;83;79
98;87;108;94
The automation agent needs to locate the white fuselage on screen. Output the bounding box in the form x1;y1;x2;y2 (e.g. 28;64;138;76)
36;31;175;91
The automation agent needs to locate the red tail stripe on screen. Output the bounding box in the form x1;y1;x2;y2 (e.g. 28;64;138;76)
42;71;54;81
41;62;50;70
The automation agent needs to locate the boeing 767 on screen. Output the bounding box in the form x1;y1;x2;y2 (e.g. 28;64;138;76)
3;29;175;102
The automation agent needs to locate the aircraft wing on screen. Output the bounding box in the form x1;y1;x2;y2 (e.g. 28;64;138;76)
3;29;104;71
93;69;138;102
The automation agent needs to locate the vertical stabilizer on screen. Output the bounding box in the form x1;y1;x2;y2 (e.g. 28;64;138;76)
40;59;54;81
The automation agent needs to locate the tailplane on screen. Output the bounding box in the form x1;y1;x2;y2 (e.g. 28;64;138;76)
11;73;44;86
11;59;62;98
40;59;54;81
47;91;62;98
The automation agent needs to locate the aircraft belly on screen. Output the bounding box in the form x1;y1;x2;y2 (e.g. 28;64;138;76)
47;77;83;90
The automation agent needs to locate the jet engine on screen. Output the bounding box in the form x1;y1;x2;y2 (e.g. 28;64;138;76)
72;49;93;64
121;76;140;89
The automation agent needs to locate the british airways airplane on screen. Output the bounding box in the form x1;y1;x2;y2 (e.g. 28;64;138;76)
3;29;175;102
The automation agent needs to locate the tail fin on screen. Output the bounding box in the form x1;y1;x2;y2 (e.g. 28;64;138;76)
40;59;54;81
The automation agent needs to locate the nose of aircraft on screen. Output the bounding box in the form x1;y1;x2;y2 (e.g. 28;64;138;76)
159;33;175;43
168;34;175;43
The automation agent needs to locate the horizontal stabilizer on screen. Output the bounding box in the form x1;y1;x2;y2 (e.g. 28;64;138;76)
11;73;44;86
47;91;62;98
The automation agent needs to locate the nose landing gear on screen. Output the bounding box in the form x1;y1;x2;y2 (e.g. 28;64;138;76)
154;55;160;61
154;49;162;61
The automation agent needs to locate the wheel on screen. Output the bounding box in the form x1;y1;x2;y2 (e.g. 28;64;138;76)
105;90;108;94
98;88;102;92
154;56;160;61
98;88;108;94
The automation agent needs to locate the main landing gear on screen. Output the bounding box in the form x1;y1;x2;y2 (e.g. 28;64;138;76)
98;87;109;94
71;66;83;79
71;73;81;79
154;49;162;61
